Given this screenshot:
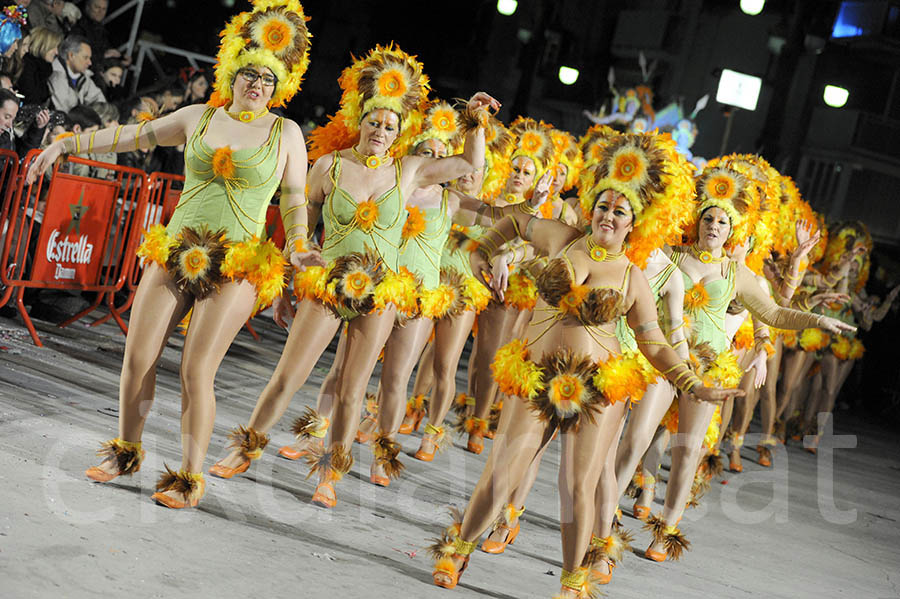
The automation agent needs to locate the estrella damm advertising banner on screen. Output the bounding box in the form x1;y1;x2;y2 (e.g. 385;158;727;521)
31;173;118;285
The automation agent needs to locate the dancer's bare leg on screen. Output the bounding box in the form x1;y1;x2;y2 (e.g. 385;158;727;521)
436;396;553;584
648;395;717;552
214;299;342;469
775;350;813;421
315;307;398;500
370;317;433;479
470;305;521;423
410;338;436;400
91;263;190;476
613;381;676;499
589;408;629;577
157;279;256;501
559;401;628;575
418;311;476;455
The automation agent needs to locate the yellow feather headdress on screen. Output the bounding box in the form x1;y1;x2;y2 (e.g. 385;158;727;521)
548;128;582;192
409;100;462;154
823;220;872;291
480;115;516;202
577;124;621;194
308;43;430;161
580;132;695;267
681;165;757;250
210;0;312;108
506;117;554;187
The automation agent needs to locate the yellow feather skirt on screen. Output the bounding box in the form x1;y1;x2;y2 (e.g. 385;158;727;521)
137;224;287;314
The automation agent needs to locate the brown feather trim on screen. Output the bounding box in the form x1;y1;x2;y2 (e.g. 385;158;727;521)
326;248;385;315
727;298;746;315
758;446;773;463
689;341;718;374
239;7;310;71
463;416;489;436
155;465;204;501
643;514;667;545
226;425;270;460
664;529;691;561
613;522;635;549
371;432;405;480
356;48;427;122
607;527;632;563
488;401;503;433
427;529;458;560
450;392;470;416
95;439;144;475
446;229;469;253
292;407;329;440
580;288;625;326
305;444;353;482
581;545;604;569
529;350;603;433
624;467;643;499
535;258;573;307
436;268;468;320
165;226;229;299
703;452;724;479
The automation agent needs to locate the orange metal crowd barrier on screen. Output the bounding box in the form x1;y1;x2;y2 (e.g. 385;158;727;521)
90;171;184;330
0;150;148;346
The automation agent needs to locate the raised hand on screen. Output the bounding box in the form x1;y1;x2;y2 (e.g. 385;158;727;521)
530;170;554;209
467;92;501;114
793;219;821;259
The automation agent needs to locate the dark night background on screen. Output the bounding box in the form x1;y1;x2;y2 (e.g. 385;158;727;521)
104;0;900;425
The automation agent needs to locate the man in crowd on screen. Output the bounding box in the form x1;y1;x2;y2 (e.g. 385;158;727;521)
48;34;106;112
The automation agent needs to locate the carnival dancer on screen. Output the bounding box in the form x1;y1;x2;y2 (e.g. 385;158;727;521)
419;117;554;457
208;44;498;509
429;133;738;598
641;163;855;561
25;0;314;508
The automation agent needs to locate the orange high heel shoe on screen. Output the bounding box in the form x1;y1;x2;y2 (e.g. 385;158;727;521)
463;417;488;454
466;432;484;454
432;536;474;590
632;503;651;521
415;423;447;461
481;504;524;554
370;433;403;487
209;426;269;479
85;439;144;482
399;395;427;434
757;445;772;467
728;448;743;473
151;466;205;509
642;514;690;562
630;473;655;520
307;444;352;509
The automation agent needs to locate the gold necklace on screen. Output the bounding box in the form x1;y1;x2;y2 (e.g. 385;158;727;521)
517;202;537;215
586;236;625;262
351;146;388;169
691;244;724;264
226;107;269;123
505;193;522;205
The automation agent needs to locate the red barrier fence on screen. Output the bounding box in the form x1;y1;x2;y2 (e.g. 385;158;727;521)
90;171;184;330
0;151;148;346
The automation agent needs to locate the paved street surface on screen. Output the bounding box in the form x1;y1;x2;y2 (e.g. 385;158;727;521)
1;310;898;599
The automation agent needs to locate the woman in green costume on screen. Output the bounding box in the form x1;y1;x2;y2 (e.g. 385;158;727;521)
26;1;315;509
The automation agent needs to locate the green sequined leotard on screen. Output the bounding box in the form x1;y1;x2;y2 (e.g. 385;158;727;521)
321;152;405;272
167;107;283;241
399;189;451;289
672;248;736;354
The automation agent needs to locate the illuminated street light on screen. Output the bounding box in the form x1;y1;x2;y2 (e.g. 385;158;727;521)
497;0;517;16
740;0;765;15
558;66;579;85
823;85;849;108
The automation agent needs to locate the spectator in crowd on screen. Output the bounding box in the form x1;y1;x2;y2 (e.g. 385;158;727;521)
40;110;71;148
48;34;105;112
0;5;27;75
28;0;66;35
0;87;20;151
10;104;51;155
178;70;211;107
70;0;122;62
0;70;14;90
65;103;113;179
92;57;125;101
19;27;63;105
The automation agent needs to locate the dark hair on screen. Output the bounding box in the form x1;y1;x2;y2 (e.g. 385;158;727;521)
0;88;19;108
58;35;92;62
48;110;72;131
100;57;127;74
68;104;102;130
